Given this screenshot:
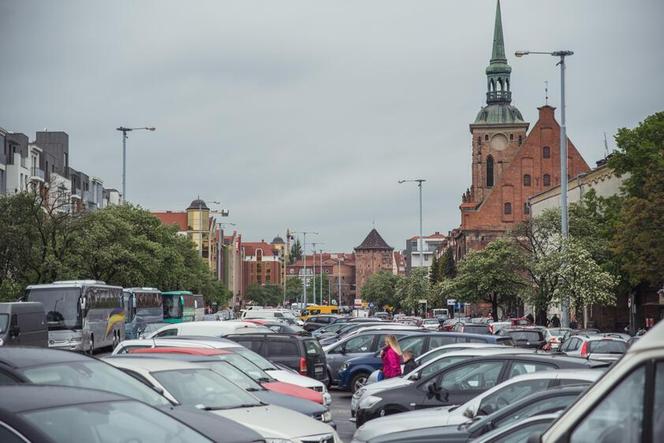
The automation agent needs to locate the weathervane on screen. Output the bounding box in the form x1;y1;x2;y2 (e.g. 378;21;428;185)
545;80;549;105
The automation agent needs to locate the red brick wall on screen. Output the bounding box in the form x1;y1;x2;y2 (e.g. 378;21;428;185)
355;250;393;296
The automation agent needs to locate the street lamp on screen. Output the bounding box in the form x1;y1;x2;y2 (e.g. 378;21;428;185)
291;231;318;307
399;179;426;267
515;49;574;328
116;126;155;202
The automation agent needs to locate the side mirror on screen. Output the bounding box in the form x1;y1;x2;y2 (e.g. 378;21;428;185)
80;297;87;310
411;371;421;381
463;408;475;419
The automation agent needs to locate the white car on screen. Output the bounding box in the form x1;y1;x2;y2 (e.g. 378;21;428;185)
113;337;332;405
422;318;441;331
105;357;340;443
351;369;602;443
146;320;273;339
351;346;534;416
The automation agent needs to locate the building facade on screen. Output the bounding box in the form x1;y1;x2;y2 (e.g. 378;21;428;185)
404;232;448;273
354;228;395;296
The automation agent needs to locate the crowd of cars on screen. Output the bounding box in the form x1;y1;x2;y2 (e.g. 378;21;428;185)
0;289;659;442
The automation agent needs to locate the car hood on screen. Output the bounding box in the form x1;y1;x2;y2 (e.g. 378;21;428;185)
266;369;323;389
158;406;264;443
212;404;336;440
354;405;457;442
362;376;411;394
263;381;323;404
254;390;325;416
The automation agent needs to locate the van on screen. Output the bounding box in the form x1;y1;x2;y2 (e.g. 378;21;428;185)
0;302;47;347
300;305;339;321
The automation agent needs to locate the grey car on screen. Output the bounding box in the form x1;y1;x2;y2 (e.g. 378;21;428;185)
559;334;628;361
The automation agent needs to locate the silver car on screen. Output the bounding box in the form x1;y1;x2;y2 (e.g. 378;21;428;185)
559;334;628;361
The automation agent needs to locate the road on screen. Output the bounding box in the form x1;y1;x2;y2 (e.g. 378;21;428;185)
330;390;354;442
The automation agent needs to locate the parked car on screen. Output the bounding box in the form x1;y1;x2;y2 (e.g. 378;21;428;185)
351;368;602;436
317;322;387;344
312;322;351;338
499;327;547;349
125;349;334;426
243;318;308;335
354;353;610;426
303;315;342;332
559;333;628;361
226;333;328;382
105;357;340;442
534;320;664;442
146;321;273;339
0;385;214;443
453;322;491;335
0;302;47;347
339;332;514;393
473;413;560;443
241;309;303;326
357;385;588;443
542;327;572;351
0;347;264;443
422;318;441;331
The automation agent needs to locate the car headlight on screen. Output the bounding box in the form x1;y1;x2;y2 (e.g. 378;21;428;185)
321;411;332;422
359;395;382;409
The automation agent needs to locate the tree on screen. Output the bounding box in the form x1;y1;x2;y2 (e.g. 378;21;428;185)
289;239;303;264
308;272;331;303
361;271;400;310
285;277;303;304
441;247;457;279
396;267;432;312
440;239;528;320
246;284;282;306
429;254;440;284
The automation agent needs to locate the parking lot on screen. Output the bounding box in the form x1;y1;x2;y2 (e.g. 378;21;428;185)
329;390;354;442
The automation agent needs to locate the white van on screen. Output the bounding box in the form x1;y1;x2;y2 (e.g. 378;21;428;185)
533;320;664;442
146;321;273;339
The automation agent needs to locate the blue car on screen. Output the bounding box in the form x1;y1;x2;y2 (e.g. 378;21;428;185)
336;332;513;393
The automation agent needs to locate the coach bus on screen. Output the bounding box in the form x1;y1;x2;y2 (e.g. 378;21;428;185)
25;280;124;353
123;287;163;339
162;290;195;323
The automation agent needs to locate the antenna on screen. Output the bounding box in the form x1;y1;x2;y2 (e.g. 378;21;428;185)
545;81;549;105
603;132;610;158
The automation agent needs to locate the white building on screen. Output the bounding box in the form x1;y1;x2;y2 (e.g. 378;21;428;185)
405;232;448;273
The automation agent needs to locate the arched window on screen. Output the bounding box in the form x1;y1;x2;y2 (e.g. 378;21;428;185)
524;202;530;215
504;202;512;215
485;134;489;141
543;174;551;187
486;155;494;188
543;146;551;158
523;174;532;187
518;135;523;145
490;79;495;92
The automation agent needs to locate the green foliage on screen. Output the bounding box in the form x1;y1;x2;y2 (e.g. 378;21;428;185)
285;277;303;304
289;239;303;265
397;267;433;311
246;284;282;306
429;255;440;284
441;247;457;279
307;272;331;303
440;239;527;320
361;271;400;309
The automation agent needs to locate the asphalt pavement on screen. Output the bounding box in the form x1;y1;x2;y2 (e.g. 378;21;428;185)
330;390;354;442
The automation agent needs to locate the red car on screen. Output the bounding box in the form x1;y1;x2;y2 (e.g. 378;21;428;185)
128;347;324;404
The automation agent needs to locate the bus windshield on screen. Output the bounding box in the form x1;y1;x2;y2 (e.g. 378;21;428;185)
162;295;182;319
26;288;81;330
135;292;162;318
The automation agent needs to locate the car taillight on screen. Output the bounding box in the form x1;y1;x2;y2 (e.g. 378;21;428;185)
580;341;589;358
299;357;308;374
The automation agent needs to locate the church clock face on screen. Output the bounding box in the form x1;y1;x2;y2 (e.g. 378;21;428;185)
490;133;508;151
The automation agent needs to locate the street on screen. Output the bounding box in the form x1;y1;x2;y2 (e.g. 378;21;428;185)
329;390;354;442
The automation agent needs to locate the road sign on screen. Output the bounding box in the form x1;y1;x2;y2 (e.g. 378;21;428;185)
447;299;456;306
354;298;363;308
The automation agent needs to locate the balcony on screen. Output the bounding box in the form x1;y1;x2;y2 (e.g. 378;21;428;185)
30;167;45;182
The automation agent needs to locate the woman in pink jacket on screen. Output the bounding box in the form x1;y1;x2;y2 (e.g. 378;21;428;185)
380;335;402;379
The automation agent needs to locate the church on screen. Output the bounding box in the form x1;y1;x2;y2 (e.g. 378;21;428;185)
450;0;590;259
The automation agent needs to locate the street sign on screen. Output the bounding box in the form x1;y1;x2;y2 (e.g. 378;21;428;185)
354;298;363;308
447;299;456;306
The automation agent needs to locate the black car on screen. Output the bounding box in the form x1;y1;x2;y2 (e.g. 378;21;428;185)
226;333;328;382
303;315;341;332
499;327;547;349
0;385;213;443
0;347;265;443
355;353;609;426
367;385;588;442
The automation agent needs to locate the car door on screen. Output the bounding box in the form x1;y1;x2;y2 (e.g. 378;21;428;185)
416;359;507;409
328;334;376;380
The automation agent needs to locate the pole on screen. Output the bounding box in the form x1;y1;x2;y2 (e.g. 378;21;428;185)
122;130;127;202
418;180;424;268
337;258;342;307
312;246;316;305
559;54;570;329
320;249;323;304
302;233;307;308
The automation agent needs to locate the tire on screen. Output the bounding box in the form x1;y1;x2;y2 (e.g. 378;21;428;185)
350;372;369;394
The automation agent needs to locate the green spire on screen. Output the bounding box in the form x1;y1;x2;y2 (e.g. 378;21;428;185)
491;0;506;63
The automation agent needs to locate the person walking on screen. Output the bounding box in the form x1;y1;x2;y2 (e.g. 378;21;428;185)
381;335;402;379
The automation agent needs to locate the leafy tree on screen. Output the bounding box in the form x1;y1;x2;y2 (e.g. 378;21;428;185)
429;254;440;284
246;284;282;306
396;267;432;312
440;239;527;320
289;239;303;265
285;277;303;304
308;272;331;303
441;247;457;279
361;271;400;310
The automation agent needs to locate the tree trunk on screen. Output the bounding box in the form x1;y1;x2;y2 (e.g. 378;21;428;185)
491;293;499;321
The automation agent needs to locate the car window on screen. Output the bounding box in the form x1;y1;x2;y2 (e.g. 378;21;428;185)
492;420;552;443
508;361;555;377
467;337;490;343
570;338;581;351
399;336;425;356
588;340;627;354
344;335;375;353
478;378;551;415
155;328;178;337
496;394;579;428
653;362;664;437
0;370;18;385
438;360;503;391
0;423;25;443
558;378;593;387
419;355;469;379
304;339;323;357
507;331;543;342
234;338;263;353
267;340;299;357
570;366;645;443
429;336;457;349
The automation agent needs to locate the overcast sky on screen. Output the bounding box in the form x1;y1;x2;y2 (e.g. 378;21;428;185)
1;0;662;252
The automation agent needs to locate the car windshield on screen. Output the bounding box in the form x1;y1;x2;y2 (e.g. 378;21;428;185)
589;340;627;354
20;361;172;407
20;400;210;443
232;347;278;371
0;314;8;333
152;368;262;409
547;329;568;337
465;325;488;334
216;353;272;381
26;287;81;330
199;361;263;391
508;331;542;342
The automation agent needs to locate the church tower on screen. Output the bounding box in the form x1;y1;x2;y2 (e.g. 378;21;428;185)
464;0;529;208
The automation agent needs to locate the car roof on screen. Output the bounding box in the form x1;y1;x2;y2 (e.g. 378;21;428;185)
430;347;534;358
116;338;242;351
0;347;90;369
103;356;207;372
466;353;610;367
227;333;312;340
0;385;128;413
130;347;231;356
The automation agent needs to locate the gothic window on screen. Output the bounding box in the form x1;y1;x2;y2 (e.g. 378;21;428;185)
518;135;523;145
485;134;489;141
523;174;532;187
543;146;551;158
524;202;530;215
543;174;551;187
504;202;512;215
486;155;494;188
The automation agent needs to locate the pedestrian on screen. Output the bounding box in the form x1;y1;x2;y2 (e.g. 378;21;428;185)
550;314;561;328
380;335;402;379
402;350;418;376
526;313;535;325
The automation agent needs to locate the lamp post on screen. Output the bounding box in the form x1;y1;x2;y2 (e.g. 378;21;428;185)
292;231;318;307
337;258;342;307
399;179;426;267
115;126;155;202
515;49;573;328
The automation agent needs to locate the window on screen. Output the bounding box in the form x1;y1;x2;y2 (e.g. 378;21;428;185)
429;335;458;349
543;174;551;187
518;135;523;145
493;420;552;443
267;340;299;357
437;361;504;392
510;134;514;141
508;361;555;377
570;366;645;443
543;146;551;158
486;156;494;187
485;134;489;141
478;379;551;415
398;336;426;356
0;424;26;443
523;174;531;186
496;394;579;428
0;370;18;385
343;335;374;353
155;328;178;337
504;202;512;215
524;203;530;215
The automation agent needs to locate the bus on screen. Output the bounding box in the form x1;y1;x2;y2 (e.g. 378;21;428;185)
161;291;195;323
300;304;339;321
122;287;163;339
192;294;205;321
25;280;124;353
